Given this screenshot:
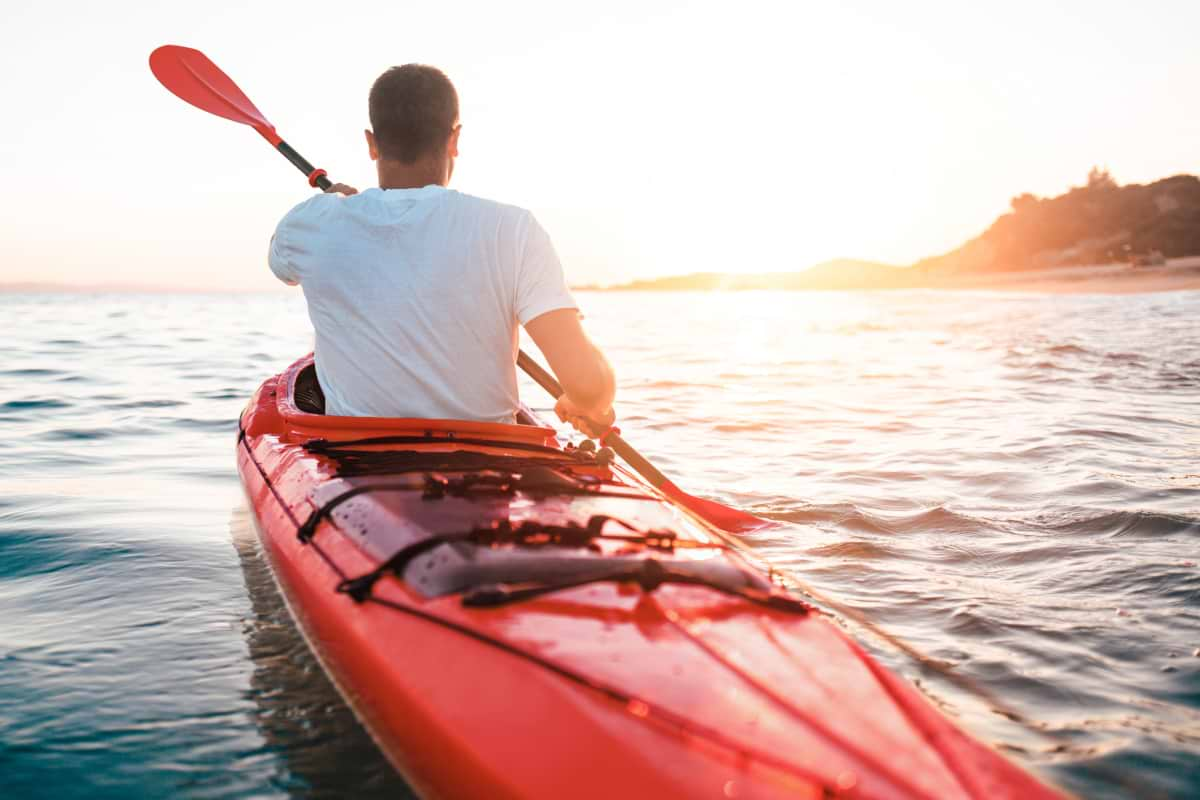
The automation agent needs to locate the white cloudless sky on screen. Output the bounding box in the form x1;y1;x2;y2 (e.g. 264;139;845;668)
1;0;1197;289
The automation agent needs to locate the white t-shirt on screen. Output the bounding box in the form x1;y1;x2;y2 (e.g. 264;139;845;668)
268;186;577;422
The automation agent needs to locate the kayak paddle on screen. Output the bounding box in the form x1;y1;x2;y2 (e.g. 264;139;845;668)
516;353;766;532
149;45;332;191
149;44;767;534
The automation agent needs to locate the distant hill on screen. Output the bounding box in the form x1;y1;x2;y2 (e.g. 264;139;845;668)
592;171;1200;291
912;170;1200;277
591;259;907;291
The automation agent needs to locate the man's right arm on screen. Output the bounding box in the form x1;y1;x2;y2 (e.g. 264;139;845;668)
267;229;299;286
268;187;356;286
514;211;615;434
524;309;616;435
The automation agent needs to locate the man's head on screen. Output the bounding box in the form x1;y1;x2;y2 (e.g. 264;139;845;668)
366;64;460;184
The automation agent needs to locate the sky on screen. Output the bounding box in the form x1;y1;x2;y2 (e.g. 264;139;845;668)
1;0;1197;290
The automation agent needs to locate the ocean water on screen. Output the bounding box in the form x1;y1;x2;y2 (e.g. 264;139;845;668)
0;289;1197;799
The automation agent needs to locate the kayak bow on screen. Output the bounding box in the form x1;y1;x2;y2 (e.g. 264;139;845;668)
237;354;1065;800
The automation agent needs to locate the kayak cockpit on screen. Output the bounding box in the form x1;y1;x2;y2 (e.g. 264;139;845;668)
272;355;557;446
293;358;542;427
293;361;328;414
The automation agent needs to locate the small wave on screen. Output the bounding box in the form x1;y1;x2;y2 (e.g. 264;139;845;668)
171;418;237;432
42;428;115;441
863;420;915;433
764;503;983;537
945;605;1008;638
103;399;187;410
1047;344;1090;356
806;540;902;559
638;380;726;390
1057;427;1154;444
1104;352;1147;365
1;368;63;377
2;399;73;411
1049;510;1200;539
712;421;772;433
1157;369;1200;388
0;528;137;582
1030;360;1082;372
834;322;890;334
39;424;156;441
984;543;1112;567
1010;443;1062;460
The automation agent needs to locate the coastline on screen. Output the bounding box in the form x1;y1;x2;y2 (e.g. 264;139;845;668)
925;257;1200;295
4;261;1199;298
577;257;1200;295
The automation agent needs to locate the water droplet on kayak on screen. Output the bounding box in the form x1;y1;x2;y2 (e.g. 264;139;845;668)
837;771;858;790
627;699;649;718
722;779;738;798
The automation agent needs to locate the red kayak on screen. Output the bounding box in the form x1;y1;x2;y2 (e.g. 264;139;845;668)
237;354;1064;799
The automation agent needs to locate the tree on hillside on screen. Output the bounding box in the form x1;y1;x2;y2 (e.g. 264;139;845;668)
1010;193;1039;212
1086;166;1118;190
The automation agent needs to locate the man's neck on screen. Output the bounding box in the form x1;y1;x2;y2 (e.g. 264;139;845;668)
376;157;448;190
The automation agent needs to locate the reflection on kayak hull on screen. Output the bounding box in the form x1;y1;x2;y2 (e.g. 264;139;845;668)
231;506;416;798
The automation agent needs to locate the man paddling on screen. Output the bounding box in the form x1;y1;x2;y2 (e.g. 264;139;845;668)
267;64;615;435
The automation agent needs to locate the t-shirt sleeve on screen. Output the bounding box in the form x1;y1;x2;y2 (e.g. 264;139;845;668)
268;196;326;286
516;212;578;325
267;222;298;286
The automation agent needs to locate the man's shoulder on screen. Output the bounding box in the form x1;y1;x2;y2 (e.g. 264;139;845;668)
277;192;344;230
444;190;533;223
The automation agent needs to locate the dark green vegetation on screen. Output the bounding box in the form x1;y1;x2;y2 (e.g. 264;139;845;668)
593;171;1200;290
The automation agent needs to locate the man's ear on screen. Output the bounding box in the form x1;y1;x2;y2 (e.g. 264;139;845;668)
448;124;461;158
365;129;379;161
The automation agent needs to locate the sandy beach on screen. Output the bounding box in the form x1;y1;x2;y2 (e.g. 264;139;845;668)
932;257;1200;294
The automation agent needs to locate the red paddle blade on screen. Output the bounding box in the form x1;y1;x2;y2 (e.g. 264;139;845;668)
658;480;771;533
149;45;281;144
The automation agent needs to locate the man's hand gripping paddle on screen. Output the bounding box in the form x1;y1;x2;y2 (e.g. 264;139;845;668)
149;44;768;534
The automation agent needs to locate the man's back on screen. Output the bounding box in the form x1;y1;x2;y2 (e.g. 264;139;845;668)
268;186;576;422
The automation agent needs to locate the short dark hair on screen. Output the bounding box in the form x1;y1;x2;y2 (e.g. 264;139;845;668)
368;64;459;163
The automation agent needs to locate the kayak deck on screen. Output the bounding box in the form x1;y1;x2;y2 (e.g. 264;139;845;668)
236;355;1065;799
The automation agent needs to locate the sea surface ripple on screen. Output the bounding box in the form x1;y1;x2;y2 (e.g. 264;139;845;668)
0;290;1197;798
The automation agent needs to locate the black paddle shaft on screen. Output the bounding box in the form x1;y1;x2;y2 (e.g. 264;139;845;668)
515;350;669;488
276;140;333;191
